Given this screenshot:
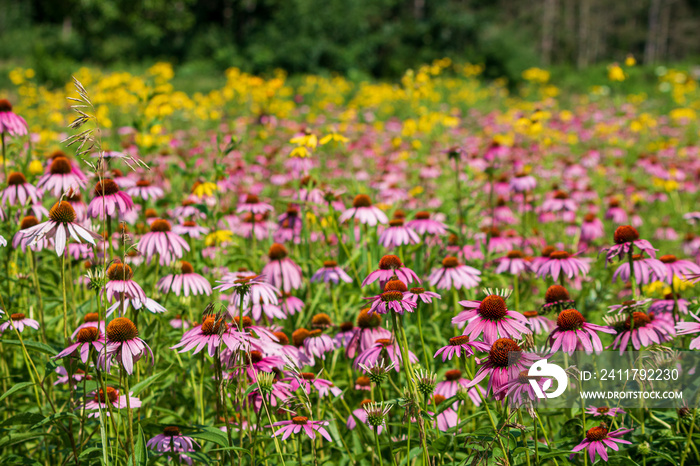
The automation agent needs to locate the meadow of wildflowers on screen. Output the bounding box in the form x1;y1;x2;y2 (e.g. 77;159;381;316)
1;60;700;465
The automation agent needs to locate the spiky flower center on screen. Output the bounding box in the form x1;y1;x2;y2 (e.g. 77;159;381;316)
183;220;197;227
136;179;151;187
201;316;224;335
442;256;460;268
384;279;407;293
410;288;425;295
545;285;571;303
584;213;597;222
106;317;138;342
553;190;569;200
301;372;316;381
273;331;289;345
356;376;370;387
244;194;260;204
517;370;537;384
268;243;288;260
248;351;263;364
107;263;133;281
307;329;323;339
557;309;585;331
20;216;39;230
586;426;609;442
163;426;180;436
10;313;25;320
659;254;677;264
357;308;381;329
233;316;252;328
94;387;119;404
49;157;72;175
0;99;12;112
94;179;120;196
478;295;508;321
523;310;539;318
381;291;404;302
77;327;100;343
507;250;524;259
311;313;332;327
614;225;640;244
389;218;404;227
597;406;610;414
540;246;556;257
7;172;27;186
415;211;430;220
433;394;446;406
84;312;100;322
624;312;651;330
323;260;337;268
292;416;308;425
49;201;76;223
449;335;470;346
445;369;462;381
489;338;521;368
352;194;372;208
144;208;158;218
375;338;393;347
180;261;194;274
150;219;171;232
549;251;571;260
378;255;402;270
292;328;310;347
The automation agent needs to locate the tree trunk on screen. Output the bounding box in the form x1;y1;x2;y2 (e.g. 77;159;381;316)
541;0;557;65
645;0;662;64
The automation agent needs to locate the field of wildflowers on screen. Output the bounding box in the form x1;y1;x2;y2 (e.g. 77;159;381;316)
1;60;700;465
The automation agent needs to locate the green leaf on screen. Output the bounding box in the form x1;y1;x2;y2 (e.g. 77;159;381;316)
31;411;79;430
0;381;34;403
129;365;172;395
2;339;58;356
189;426;231;447
0;412;45;427
127;425;148;466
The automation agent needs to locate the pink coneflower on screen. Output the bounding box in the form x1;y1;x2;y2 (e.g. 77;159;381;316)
495;370;548;409
125;179;164;201
604;199;628;224
65;188;87;222
215;274;279;309
310;260;353;284
541;190;577;213
536;250;590;281
657;254;700;283
494;250;531;275
509;171;536;193
280;292;304;316
406;211;447;235
434;335;490;361
103;317;153;374
21;201;101;256
612;253;666;285
54;367;90;387
530;245;556;273
146;426;198;462
104;262;146;303
171;199;206;221
478;227;514;254
157;261;212;297
287;371;342;398
347;399;386;434
467;338;539;400
13;215;48;252
303;328;335;360
676;313;700;350
72;312;104;339
355;338;417;371
429;256;481;290
338;194;387;226
0;99;28;136
0;312;39;334
378;218;419;248
602;225;657;262
362;254;420;288
237;193;273;214
609;312;671;354
649;295;690;315
271;416;332;442
2;172;39;206
580;213;605;242
365;279;417;316
345;309;392;358
137;219;190;265
404;287;441;304
172;220;209;239
435;370;482;406
453;294;531;344
585;406;626;418
87;179;134;219
37;156;88;197
54;327;105;363
171;315;226;357
83;387;141;418
522;310;556;335
429;394;458;432
234;351;285;379
548;309;615;355
262;243;303;292
571;427;632;463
